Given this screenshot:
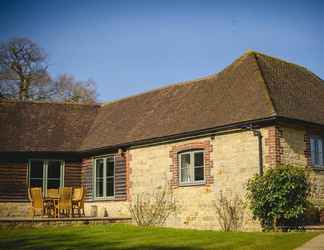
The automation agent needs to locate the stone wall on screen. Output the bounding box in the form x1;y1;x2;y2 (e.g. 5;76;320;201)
2;124;323;230
85;125;324;230
84;201;130;218
279;126;324;202
127;129;269;231
75;129;269;230
0;202;31;217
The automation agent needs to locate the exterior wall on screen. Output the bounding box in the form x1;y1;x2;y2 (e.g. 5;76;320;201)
84;201;130;218
0;160;82;217
2;124;323;228
64;162;82;187
83;125;324;230
0;162;28;201
81;154;127;201
0;202;32;217
81;153;129;218
84;129;273;230
279;126;324;202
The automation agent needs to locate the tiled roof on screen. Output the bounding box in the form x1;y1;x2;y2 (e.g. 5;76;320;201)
1;51;323;152
0;101;99;152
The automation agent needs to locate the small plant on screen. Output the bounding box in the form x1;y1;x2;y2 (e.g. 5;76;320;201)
246;165;311;231
213;191;245;231
129;185;177;227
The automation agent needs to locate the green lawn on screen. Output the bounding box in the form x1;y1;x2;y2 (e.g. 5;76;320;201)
0;224;319;250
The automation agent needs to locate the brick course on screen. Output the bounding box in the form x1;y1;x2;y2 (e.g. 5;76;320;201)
169;140;214;188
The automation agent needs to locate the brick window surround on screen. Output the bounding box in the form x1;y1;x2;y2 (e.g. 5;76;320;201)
304;131;324;168
169;140;214;188
264;126;283;167
304;133;312;167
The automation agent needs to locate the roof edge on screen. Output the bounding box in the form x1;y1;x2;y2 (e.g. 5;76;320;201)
79;116;324;154
2;116;324;156
0;99;100;107
252;52;278;116
79;116;278;154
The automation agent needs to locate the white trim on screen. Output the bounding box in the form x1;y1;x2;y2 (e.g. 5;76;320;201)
179;150;205;185
310;135;324;169
93;155;115;200
43;161;47;195
60;160;65;187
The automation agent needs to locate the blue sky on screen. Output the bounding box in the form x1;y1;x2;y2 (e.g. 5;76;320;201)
1;0;323;101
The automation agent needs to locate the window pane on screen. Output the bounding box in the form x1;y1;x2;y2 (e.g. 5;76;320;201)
181;153;190;167
319;138;323;166
47;179;60;189
194;152;204;166
96;179;103;197
106;178;114;197
30;160;43;179
96;159;104;178
311;137;316;165
315;139;320;165
181;167;190;183
30;179;43;188
47;161;61;179
106;157;114;177
180;153;191;183
194;167;204;181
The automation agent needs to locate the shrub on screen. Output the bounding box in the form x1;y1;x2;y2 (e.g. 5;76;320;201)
213;192;245;231
129;185;177;227
246;165;311;231
303;203;320;225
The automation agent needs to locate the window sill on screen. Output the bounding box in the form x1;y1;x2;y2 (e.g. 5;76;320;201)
311;166;324;171
179;181;206;187
93;197;115;201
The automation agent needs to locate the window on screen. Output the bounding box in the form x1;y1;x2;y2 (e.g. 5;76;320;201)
310;136;324;168
179;150;204;185
29;160;64;194
94;156;115;198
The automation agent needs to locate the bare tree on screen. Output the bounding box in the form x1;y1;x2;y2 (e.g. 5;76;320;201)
213;191;245;231
129;184;177;227
0;37;98;103
0;37;48;100
51;74;97;103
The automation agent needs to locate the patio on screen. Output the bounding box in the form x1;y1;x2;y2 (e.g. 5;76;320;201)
0;216;131;229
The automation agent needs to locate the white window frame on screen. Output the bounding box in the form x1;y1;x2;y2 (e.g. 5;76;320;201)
310;135;324;169
93;155;115;200
178;150;205;186
28;159;65;196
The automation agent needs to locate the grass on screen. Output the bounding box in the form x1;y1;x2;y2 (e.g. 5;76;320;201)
0;224;319;250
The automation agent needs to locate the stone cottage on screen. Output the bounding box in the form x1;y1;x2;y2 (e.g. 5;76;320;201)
0;51;323;230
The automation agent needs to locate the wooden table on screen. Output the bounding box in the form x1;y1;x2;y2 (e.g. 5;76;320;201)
44;197;60;218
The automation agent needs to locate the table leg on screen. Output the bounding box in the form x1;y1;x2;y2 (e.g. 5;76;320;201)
54;200;59;218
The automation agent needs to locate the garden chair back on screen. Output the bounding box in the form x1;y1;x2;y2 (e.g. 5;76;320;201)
59;187;73;217
47;188;59;198
72;187;83;201
72;187;86;216
28;187;44;216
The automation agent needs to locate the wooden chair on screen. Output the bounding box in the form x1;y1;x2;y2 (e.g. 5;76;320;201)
58;187;73;217
28;187;44;217
72;187;86;217
47;188;59;198
45;189;59;217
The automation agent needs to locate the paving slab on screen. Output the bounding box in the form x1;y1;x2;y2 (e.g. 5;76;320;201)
295;234;324;250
